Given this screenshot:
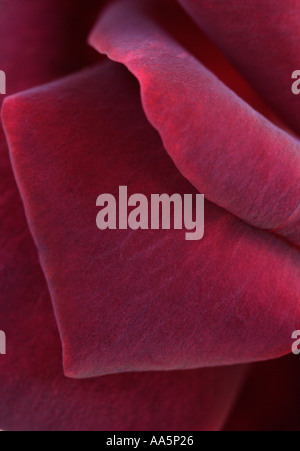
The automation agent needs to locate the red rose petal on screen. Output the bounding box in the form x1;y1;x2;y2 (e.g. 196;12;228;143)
1;0;299;431
3;61;300;378
0;0;247;432
178;0;300;135
90;0;300;247
0;289;247;431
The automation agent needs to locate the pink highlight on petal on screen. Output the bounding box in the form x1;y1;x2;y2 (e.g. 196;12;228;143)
273;203;300;233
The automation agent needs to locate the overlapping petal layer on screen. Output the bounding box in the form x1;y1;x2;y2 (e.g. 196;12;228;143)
1;0;299;431
90;0;300;247
1;286;245;431
0;0;248;432
3;61;300;378
178;0;300;134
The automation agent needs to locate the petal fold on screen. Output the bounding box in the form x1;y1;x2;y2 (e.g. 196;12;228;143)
3;61;300;377
90;0;300;247
178;0;300;135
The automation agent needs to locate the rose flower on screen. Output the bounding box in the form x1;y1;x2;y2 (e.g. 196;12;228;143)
0;0;299;431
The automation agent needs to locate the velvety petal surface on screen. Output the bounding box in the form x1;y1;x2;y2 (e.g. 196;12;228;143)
1;0;300;432
177;0;300;135
90;0;300;247
3;61;300;378
1;286;246;431
0;0;248;432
